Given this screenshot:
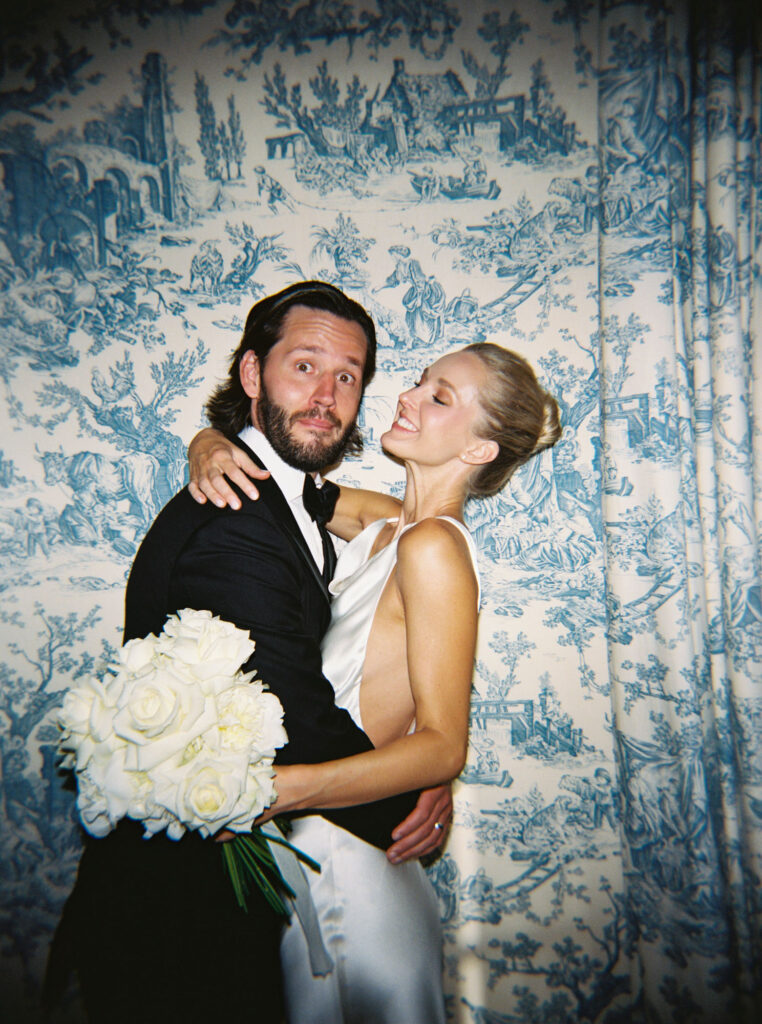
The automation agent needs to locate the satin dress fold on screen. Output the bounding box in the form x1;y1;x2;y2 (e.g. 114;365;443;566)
280;517;479;1024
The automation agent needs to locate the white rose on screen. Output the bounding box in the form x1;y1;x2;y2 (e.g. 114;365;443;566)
118;634;159;674
75;744;134;837
124;771;157;821
59;677;121;771
137;805;179;840
215;683;287;757
113;664;217;772
76;774;113;838
157;610;255;689
224;761;277;833
161;754;250;838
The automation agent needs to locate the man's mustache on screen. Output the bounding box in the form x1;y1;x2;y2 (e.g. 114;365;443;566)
289;407;342;430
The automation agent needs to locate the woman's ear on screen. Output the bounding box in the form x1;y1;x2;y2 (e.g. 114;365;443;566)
239;350;261;399
461;438;499;467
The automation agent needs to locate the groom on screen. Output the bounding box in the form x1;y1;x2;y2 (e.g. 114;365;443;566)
53;282;448;1023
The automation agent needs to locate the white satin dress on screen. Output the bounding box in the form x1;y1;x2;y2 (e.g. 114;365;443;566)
280;516;479;1024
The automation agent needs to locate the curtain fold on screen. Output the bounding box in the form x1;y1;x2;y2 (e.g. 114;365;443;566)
599;2;761;1016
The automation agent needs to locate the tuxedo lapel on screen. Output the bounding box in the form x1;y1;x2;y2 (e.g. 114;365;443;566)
233;438;332;603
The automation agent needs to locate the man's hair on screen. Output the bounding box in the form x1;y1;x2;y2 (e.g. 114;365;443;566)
205;281;377;455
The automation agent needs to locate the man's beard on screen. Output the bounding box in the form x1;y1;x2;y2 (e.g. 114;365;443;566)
258;382;357;472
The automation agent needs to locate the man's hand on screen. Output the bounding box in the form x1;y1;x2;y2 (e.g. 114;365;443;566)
188;428;270;509
386;784;453;863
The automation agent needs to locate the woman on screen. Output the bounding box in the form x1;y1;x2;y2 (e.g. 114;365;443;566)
189;342;561;1023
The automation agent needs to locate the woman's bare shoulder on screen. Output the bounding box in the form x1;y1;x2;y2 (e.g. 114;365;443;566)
397;518;475;582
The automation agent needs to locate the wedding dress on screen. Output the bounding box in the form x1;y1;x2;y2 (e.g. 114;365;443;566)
280;517;479;1024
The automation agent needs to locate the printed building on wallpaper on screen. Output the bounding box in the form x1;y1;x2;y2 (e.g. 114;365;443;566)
471;694;584;757
265;56;579;171
1;53;176;271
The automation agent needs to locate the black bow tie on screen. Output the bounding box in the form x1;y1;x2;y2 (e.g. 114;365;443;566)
302;475;340;526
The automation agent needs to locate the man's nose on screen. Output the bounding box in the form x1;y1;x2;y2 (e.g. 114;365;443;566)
311;372;337;408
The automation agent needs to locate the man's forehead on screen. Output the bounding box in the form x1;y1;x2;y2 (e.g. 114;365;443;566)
276;306;368;362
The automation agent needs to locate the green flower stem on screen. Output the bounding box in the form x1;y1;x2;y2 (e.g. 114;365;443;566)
220;828;318;917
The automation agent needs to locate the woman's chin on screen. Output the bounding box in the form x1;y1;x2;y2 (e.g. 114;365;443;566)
380;430;405;457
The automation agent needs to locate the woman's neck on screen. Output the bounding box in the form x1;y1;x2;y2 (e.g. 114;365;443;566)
394;463;468;532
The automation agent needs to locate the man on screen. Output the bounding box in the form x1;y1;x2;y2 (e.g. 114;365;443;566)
51;281;449;1023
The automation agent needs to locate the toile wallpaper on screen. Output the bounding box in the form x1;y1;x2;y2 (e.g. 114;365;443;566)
1;1;761;1022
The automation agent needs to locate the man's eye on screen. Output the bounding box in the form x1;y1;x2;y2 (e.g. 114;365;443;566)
295;362;311;372
338;373;356;385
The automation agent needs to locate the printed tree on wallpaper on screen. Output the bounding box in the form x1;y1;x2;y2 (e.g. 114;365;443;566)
461;8;529;99
261;60;393;198
263;61;366;152
195;72;223;180
213;0;461;72
0;604;108;974
221;221;302;293
14;345;208;557
0;21;98;122
194;74;246;181
225;96;246;177
311;212;374;289
1;1;224;122
470;879;634;1024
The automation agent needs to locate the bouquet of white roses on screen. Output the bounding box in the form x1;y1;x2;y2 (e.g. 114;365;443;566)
57;608;308;915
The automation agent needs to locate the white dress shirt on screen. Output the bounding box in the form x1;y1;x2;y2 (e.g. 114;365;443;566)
238;425;325;571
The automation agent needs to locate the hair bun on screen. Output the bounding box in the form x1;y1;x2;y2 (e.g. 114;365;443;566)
533;395;562;454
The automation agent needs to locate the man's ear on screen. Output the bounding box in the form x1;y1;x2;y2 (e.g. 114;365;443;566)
239;350;261;399
461;438;499;467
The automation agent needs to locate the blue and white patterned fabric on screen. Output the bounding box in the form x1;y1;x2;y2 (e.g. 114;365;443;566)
0;2;760;1021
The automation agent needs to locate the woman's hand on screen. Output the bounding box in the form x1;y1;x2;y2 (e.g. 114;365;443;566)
188;428;270;509
386;784;453;863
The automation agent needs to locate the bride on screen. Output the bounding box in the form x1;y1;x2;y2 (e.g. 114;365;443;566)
189;341;561;1023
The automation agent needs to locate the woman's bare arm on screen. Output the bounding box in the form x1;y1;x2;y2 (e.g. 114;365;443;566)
266;519;477;812
187;427;401;540
327;486;401;541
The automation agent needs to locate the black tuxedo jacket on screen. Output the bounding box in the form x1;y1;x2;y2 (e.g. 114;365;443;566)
124;436;418;846
50;439;417;1023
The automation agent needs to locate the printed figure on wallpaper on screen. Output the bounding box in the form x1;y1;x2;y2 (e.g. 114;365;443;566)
186;222;303;302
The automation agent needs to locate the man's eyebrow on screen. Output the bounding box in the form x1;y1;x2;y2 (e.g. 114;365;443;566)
291;344;364;370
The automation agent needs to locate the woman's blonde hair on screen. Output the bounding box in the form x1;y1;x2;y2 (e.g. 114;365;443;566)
464;342;562;497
